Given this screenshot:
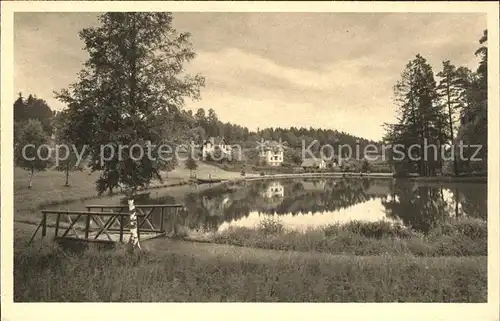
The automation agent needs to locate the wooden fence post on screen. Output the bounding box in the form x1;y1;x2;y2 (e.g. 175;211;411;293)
55;213;60;237
119;214;124;243
85;207;91;239
41;212;47;238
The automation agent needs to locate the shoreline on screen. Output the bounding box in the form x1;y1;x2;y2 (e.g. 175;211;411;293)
235;172;487;183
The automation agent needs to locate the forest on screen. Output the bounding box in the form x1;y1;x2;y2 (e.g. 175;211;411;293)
384;30;488;177
13;12;487;187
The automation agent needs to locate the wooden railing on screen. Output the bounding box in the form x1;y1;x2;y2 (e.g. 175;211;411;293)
28;204;185;246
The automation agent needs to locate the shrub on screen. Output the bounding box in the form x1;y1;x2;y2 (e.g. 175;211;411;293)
258;217;284;235
430;218;487;240
323;221;413;239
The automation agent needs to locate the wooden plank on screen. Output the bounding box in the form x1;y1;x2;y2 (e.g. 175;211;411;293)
91;215;113;242
119;215;124;243
85;204;184;209
42;213;47;237
85;209;91;239
93;214;117;240
27;220;43;245
54;213;60;237
61;214;82;238
41;210;136;216
102;207;125;229
102;227;164;233
67;213;81;238
137;207;156;231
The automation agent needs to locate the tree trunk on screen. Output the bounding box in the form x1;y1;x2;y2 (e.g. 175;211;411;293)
65;162;70;187
28;168;34;189
454;188;460;218
447;81;458;176
127;192;141;251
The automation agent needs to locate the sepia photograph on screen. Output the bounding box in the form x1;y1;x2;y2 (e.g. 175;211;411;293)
1;1;499;319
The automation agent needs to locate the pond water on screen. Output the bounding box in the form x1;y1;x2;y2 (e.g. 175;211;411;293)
131;178;487;234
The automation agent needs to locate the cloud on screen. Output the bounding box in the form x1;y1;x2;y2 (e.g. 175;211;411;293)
184;48;396;139
13;12;487;141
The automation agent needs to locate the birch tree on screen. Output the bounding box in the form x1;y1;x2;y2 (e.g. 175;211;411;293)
15;119;52;188
55;13;204;250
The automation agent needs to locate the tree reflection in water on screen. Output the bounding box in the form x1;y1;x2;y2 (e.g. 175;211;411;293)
126;178;487;234
382;180;487;233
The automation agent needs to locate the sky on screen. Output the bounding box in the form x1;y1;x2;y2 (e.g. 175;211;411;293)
13;12;486;141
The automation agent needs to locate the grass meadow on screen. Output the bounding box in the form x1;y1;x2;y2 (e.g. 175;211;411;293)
14;163;244;222
14;238;487;302
13;165;488;302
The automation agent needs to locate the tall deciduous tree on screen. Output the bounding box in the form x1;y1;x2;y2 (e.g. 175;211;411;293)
184;153;198;177
55;13;205;250
195;108;207;128
53;110;86;187
15;119;52;188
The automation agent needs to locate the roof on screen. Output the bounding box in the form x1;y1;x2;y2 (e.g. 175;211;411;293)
301;158;325;167
258;140;286;151
203;136;227;145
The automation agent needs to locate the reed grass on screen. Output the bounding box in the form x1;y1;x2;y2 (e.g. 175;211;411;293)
211;218;487;257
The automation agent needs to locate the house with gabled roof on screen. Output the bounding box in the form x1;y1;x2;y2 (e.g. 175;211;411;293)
258;139;286;166
202;136;232;160
301;157;327;170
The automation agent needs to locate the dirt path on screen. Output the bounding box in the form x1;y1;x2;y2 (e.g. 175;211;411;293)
141;237;486;265
143;237;343;263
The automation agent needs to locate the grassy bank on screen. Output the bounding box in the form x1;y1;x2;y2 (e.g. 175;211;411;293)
14;163;243;220
14;167;183;214
207;218;487;257
14;243;486;302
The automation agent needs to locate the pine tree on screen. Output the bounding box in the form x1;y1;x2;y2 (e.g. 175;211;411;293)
455;29;488;173
436;60;466;175
385;54;442;176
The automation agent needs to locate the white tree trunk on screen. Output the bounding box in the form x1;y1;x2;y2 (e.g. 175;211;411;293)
28;169;34;189
128;198;141;250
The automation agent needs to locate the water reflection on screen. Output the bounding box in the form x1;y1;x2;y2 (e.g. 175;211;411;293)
124;178;487;234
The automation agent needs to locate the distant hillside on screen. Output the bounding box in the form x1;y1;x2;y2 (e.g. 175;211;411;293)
175;107;380;154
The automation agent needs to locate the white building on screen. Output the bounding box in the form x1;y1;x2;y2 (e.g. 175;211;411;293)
262;181;285;198
259;140;285;166
202;137;232;160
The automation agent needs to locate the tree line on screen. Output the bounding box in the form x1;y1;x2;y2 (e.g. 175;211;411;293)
178;106;380;154
384;30;487;177
13;12;488;250
14;92;380;187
